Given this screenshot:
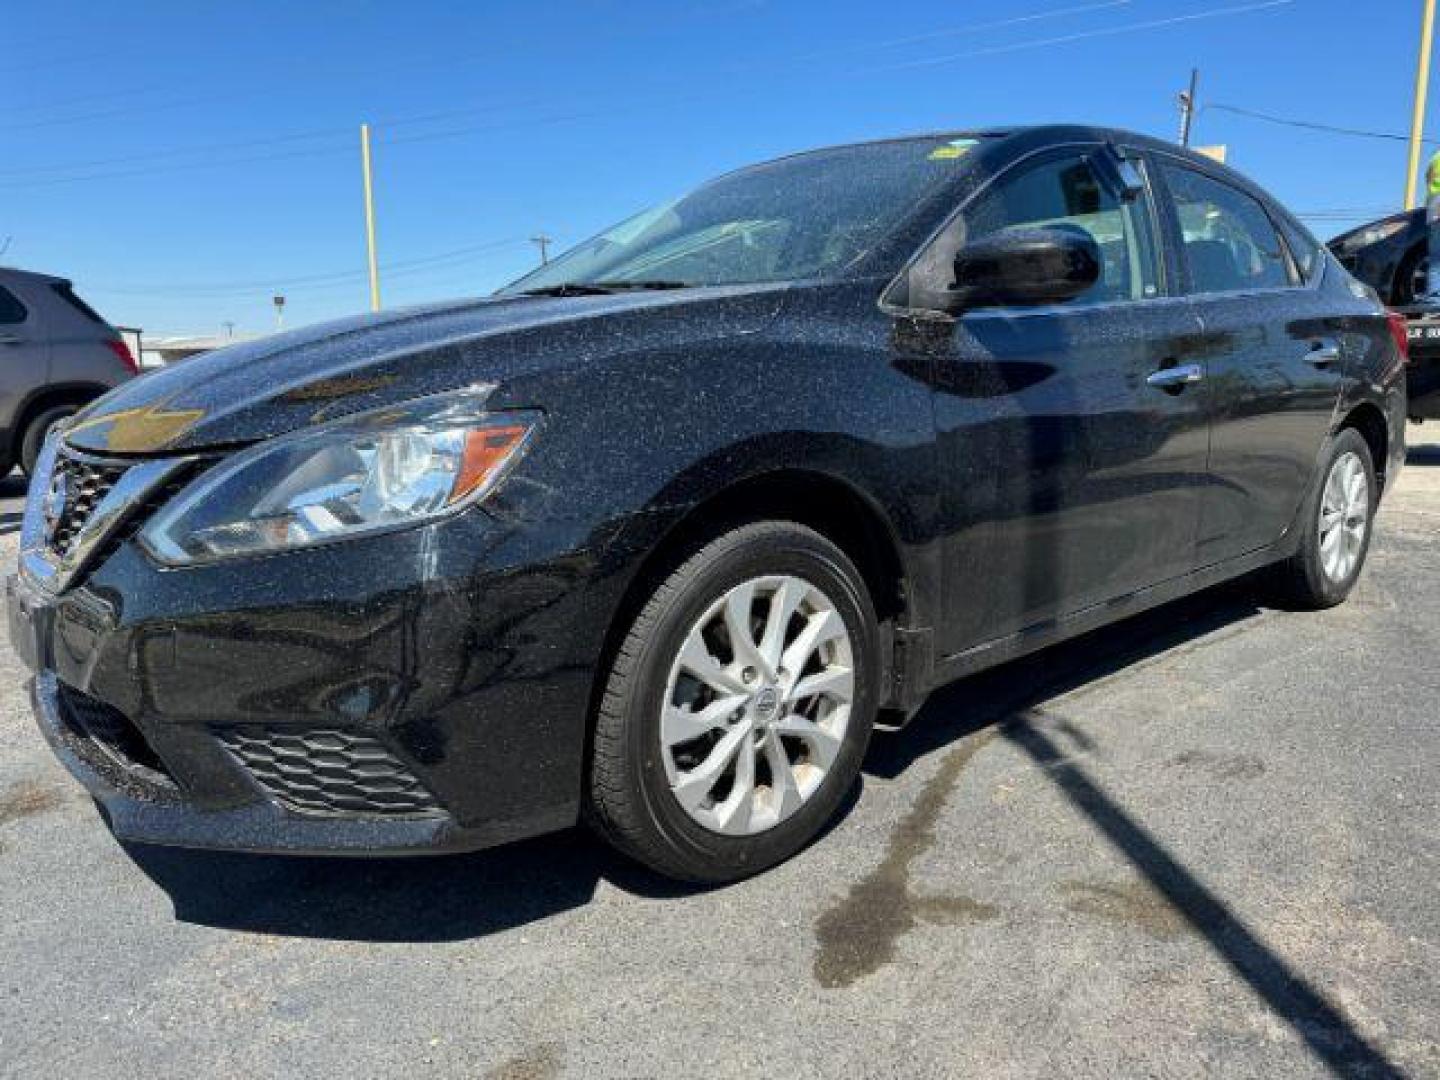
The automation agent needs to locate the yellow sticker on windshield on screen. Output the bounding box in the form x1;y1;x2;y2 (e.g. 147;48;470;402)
929;138;979;161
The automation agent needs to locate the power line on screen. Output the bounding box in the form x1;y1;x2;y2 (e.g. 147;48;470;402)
1206;102;1440;146
866;0;1294;71
85;238;529;297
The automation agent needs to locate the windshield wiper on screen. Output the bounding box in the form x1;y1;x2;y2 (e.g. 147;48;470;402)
517;283;621;297
590;280;691;291
519;280;693;298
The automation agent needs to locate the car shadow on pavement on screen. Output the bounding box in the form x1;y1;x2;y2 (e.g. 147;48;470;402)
1406;443;1440;466
121;825;695;943
866;578;1403;1079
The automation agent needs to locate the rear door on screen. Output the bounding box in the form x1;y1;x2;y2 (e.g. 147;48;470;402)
0;281;50;439
1152;159;1344;566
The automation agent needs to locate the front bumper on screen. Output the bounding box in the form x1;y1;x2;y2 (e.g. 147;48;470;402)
8;497;620;856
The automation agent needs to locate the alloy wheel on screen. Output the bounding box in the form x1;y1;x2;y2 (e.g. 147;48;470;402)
660;574;854;837
1318;450;1370;584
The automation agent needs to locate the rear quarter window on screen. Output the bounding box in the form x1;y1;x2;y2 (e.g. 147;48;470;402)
50;282;108;325
0;286;27;325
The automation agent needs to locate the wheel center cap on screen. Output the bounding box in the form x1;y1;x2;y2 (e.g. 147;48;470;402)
753;687;780;721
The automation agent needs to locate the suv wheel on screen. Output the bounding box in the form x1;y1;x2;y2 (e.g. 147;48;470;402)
587;521;879;882
1272;428;1376;609
19;405;76;478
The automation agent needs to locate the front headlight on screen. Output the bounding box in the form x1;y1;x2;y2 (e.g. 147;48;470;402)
139;389;540;566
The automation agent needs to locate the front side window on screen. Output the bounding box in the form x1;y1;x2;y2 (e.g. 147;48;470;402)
1161;164;1292;293
902;150;1158;311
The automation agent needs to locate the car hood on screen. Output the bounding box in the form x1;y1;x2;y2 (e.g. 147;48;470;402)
63;285;785;454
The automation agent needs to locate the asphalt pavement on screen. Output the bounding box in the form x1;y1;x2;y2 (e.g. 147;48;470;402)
2;439;1438;1079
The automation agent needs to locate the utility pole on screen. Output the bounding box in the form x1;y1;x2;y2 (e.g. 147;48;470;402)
530;233;553;265
1406;0;1438;208
360;123;382;311
1178;68;1199;147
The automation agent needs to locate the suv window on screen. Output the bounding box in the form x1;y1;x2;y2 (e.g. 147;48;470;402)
1161;164;1292;293
904;150;1158;311
0;286;26;325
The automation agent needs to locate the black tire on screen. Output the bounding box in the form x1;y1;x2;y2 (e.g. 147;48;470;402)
19;405;76;478
587;521;880;883
1271;428;1377;610
1392;243;1427;307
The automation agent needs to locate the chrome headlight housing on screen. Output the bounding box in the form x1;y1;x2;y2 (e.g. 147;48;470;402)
139;389;539;566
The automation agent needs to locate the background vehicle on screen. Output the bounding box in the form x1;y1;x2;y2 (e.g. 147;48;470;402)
1329;209;1427;306
0;267;139;476
10;127;1408;883
1327;212;1440;421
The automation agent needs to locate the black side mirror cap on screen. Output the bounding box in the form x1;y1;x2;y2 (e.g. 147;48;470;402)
945;227;1102;313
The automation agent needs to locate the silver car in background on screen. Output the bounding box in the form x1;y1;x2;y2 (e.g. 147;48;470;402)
0;267;138;477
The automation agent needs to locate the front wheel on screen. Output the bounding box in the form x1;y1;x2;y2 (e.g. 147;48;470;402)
1271;428;1377;609
587;521;879;882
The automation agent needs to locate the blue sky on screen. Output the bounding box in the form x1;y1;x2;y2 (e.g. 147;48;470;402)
3;0;1433;334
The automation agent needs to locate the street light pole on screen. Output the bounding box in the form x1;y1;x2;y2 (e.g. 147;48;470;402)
1178;68;1199;147
360;123;382;311
1406;0;1438;209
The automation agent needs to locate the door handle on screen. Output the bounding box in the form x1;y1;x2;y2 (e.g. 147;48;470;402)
1146;363;1204;390
1307;340;1342;367
0;334;22;346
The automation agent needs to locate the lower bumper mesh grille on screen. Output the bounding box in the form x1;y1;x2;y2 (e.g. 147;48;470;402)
216;726;443;816
56;683;177;788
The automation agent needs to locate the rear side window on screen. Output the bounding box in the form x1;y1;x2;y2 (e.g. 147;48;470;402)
50;282;107;325
1161;164;1292;294
0;286;26;325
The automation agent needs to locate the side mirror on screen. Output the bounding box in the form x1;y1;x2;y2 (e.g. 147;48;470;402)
946;227;1102;312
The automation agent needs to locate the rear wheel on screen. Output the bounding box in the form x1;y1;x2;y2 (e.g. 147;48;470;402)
1271;428;1376;609
19;405;77;478
587;521;879;882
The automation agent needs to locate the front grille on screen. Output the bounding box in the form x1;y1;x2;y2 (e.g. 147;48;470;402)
56;683;177;788
216;726;443;817
48;451;128;557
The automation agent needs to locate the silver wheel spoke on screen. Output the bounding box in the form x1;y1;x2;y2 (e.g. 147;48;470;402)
762;729;804;820
780;609;844;691
758;577;804;672
662;694;747;747
723;581;772;681
792;665;854;703
774;713;843;771
673;725;748;813
677;635;746;696
713;737;757;834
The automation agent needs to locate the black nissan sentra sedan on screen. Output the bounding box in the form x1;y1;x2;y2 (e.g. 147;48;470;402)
9;126;1408;882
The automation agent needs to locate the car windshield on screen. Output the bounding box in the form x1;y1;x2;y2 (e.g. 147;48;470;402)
497;136;986;294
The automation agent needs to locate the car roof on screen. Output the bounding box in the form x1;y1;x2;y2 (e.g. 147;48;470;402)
738;123;1276;197
0;266;68;286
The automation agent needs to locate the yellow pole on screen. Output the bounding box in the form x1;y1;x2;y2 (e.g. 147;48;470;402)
360;123;381;311
1406;0;1438;209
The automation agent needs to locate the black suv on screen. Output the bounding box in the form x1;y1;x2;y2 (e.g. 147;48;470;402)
9;126;1407;882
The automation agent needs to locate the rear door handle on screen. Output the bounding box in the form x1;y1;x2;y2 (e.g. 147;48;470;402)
0;334;22;346
1146;363;1204;390
1307;339;1342;367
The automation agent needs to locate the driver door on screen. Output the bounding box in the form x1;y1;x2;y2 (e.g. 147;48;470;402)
896;147;1212;656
